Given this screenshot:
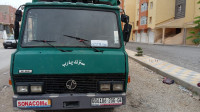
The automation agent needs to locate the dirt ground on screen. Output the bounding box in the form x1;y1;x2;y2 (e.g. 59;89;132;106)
0;58;200;112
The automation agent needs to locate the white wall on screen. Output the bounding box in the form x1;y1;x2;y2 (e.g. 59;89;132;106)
136;32;141;42
148;29;155;44
141;31;148;43
0;31;3;39
3;30;7;39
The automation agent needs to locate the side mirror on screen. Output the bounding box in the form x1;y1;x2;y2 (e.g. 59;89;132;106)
15;10;22;21
14;21;20;40
123;24;132;42
117;0;121;5
14;10;22;40
121;14;129;24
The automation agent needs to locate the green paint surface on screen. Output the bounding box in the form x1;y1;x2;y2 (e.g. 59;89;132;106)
13;49;126;75
11;2;129;92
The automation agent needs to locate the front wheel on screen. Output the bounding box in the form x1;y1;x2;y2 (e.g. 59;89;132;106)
4;46;7;49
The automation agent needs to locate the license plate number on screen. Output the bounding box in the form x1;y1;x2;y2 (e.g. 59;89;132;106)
17;100;51;108
91;97;122;106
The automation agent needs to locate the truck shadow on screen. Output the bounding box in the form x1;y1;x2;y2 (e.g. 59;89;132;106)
36;108;114;112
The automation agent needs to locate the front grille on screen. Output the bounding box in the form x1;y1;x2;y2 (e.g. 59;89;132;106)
13;74;126;94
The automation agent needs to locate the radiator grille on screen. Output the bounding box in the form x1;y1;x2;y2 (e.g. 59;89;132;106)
13;74;126;94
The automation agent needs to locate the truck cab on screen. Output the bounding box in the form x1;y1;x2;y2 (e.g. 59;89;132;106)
11;0;132;110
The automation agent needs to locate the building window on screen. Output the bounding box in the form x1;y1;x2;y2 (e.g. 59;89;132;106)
141;3;148;12
175;0;186;19
140;16;147;25
137;21;139;26
3;14;6;20
150;2;153;9
149;17;152;24
137;9;139;15
178;4;182;13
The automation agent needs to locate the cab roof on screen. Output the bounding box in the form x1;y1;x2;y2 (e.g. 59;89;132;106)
32;0;120;6
25;0;120;10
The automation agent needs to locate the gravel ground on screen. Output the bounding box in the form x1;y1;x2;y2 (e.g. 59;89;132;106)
126;42;200;73
0;58;200;112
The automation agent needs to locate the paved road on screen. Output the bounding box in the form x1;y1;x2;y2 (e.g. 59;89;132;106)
0;48;15;92
126;42;200;73
0;50;200;112
0;48;15;70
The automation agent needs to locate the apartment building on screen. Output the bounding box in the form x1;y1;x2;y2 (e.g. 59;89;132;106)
119;0;124;9
0;5;16;36
148;0;175;44
128;0;200;45
124;0;135;41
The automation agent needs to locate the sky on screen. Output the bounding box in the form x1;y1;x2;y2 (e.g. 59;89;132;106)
0;0;32;8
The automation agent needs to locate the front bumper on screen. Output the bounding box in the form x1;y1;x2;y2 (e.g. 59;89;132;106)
13;93;126;110
3;43;17;47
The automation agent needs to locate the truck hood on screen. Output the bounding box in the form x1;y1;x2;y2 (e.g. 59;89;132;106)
13;50;126;75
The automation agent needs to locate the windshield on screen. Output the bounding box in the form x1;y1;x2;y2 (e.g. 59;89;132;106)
22;9;120;48
7;35;14;40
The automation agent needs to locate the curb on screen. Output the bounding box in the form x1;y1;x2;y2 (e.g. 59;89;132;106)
128;42;200;48
126;49;200;95
153;43;200;48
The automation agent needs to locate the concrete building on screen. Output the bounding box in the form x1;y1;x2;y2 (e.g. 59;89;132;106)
124;0;136;41
119;0;124;9
127;0;200;45
0;5;16;38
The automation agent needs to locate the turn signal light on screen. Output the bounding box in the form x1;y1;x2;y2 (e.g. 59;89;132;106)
128;76;131;83
9;78;12;85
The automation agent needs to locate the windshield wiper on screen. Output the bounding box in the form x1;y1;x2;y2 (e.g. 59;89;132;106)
63;35;103;53
32;40;72;52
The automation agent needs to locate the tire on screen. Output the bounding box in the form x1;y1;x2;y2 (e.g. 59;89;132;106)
4;46;7;49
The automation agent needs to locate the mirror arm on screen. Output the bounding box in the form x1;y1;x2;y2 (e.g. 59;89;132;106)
17;5;25;10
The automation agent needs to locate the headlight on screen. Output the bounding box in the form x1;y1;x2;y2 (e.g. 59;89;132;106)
17;86;28;93
100;83;111;91
113;83;124;91
31;85;42;93
15;82;43;94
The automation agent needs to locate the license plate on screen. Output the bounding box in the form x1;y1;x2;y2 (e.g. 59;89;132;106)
6;42;11;45
91;97;122;106
17;100;51;108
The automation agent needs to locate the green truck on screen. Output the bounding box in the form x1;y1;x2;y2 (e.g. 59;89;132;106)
11;0;132;110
